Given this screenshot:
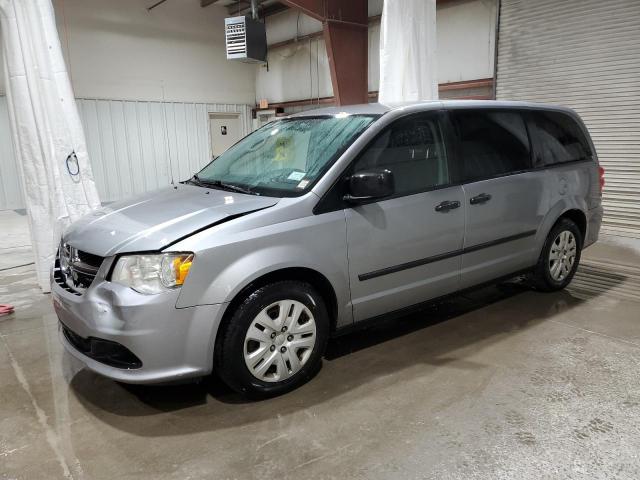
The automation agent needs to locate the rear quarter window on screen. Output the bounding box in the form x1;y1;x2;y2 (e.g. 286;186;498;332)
532;111;592;167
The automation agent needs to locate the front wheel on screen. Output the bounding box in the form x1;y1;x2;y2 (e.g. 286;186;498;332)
215;281;329;398
531;218;582;292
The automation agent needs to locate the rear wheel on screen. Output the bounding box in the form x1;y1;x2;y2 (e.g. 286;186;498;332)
215;281;329;398
531;218;582;292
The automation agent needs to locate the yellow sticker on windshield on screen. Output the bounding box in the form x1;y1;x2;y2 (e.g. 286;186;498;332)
274;136;293;163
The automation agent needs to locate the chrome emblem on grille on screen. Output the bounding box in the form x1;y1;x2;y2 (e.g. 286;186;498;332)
60;243;81;274
58;242;86;291
60;243;71;275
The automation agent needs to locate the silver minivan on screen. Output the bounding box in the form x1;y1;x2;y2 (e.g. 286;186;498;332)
52;101;604;397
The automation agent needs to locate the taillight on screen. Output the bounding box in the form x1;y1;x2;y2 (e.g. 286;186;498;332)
599;166;605;193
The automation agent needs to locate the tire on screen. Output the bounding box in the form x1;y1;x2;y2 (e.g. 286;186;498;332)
531;218;582;292
215;280;329;399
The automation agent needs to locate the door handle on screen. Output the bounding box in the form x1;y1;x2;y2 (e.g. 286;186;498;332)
435;200;461;212
470;193;492;205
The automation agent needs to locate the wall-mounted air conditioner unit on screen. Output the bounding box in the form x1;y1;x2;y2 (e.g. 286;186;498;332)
225;16;267;63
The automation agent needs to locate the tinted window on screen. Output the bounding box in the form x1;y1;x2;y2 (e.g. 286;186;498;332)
532;111;592;166
353;114;449;196
451;110;531;182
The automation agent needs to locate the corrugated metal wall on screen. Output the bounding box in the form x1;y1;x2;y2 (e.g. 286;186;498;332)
0;96;253;209
497;0;640;238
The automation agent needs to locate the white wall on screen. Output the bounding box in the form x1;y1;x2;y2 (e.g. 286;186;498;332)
255;8;329;103
0;95;253;210
256;0;497;103
437;0;496;83
0;0;256;103
0;0;259;210
256;37;334;103
76;98;252;203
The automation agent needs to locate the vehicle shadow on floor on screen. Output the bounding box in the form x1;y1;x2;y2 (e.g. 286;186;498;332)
69;274;623;436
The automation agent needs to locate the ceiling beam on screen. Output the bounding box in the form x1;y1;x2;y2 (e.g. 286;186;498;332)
213;0;289;17
279;0;325;22
225;0;251;14
259;2;289;17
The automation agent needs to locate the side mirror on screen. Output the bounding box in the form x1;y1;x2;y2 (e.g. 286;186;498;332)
344;169;395;203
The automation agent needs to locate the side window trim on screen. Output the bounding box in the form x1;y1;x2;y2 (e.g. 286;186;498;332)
440;110;464;186
534;157;594;171
522;110;535;170
524;110;544;169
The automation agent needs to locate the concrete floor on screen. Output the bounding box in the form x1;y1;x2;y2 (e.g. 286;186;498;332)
1;210;640;479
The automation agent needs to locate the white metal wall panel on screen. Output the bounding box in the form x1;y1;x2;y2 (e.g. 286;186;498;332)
497;0;640;237
0;97;252;208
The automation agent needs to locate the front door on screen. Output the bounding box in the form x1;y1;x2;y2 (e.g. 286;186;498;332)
345;112;466;322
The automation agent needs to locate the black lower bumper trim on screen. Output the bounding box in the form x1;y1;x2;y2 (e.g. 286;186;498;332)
61;323;143;369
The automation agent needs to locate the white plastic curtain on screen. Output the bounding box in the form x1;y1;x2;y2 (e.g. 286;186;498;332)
0;0;100;292
378;0;438;104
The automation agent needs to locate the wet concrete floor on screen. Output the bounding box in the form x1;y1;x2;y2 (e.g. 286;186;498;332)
1;211;640;479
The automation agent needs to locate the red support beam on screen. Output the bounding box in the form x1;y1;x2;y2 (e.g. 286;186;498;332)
280;0;368;105
323;21;368;105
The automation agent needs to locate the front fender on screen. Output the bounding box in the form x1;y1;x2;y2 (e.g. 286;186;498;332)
174;210;352;327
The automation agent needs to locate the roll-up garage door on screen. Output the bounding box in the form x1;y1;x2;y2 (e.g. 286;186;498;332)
496;0;640;237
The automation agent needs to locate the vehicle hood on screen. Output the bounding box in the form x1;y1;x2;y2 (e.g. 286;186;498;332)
63;184;279;256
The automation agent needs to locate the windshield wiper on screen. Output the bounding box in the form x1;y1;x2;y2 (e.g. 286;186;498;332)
190;175;258;195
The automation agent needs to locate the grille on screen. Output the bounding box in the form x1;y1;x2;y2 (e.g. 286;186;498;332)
53;243;103;295
224;16;266;62
225;21;247;56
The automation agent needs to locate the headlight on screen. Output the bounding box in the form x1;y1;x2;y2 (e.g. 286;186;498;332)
111;253;194;294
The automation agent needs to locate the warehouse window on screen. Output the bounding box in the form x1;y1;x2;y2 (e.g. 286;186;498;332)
532;111;592;166
353;114;449;197
451;110;531;182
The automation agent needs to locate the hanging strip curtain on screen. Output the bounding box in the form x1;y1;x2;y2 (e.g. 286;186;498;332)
378;0;439;104
0;0;101;291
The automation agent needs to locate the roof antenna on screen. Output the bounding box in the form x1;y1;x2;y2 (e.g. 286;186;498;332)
161;81;177;188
